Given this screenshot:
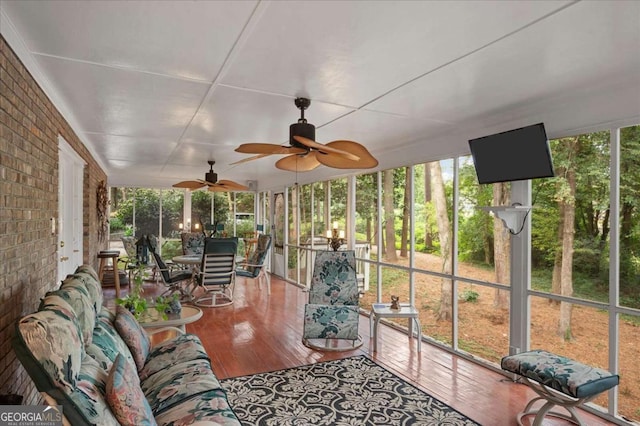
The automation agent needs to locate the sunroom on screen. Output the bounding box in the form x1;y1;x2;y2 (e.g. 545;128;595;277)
1;1;639;425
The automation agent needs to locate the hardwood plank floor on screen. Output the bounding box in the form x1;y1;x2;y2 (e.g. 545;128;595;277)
104;274;617;426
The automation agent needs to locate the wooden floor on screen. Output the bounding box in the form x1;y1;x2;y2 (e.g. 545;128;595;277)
103;274;617;426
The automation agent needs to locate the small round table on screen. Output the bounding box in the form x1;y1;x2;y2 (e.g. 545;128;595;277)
172;255;201;267
139;305;203;332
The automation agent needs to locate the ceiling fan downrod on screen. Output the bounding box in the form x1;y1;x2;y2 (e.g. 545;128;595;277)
290;98;315;148
205;160;218;184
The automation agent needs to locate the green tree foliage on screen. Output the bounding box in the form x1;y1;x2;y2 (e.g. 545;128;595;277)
356;173;378;244
619;125;640;294
457;159;493;263
528;132;611;274
114;188;183;237
191;190;230;229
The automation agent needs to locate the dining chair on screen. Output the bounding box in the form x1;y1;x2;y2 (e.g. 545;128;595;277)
236;234;271;294
194;237;238;308
180;232;205;256
147;235;193;299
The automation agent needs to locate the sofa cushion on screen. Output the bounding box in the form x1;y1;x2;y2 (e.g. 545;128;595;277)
68;265;104;311
139;333;210;381
303;303;360;340
153;389;240;426
15;301;84;393
106;354;157;426
69;355;120;425
86;309;135;371
141;359;222;415
48;280;96;346
114;306;151;371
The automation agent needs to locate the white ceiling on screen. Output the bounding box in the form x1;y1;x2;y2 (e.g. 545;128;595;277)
2;0;639;190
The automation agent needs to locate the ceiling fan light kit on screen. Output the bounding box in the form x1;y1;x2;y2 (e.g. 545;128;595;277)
173;161;249;192
234;97;378;172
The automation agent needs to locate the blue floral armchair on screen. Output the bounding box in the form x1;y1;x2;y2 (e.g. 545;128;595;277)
302;250;363;351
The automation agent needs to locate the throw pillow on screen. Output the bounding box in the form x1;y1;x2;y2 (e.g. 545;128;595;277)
106;354;157;426
114;306;151;371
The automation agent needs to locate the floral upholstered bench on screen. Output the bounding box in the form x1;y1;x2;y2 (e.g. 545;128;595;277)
501;349;619;426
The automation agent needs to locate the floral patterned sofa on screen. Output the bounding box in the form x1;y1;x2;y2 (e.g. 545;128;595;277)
12;264;240;426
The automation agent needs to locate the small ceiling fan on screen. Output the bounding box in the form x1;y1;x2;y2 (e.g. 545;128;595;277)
233;97;378;172
173;161;249;192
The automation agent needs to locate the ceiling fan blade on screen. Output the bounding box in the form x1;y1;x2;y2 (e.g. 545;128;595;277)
293;136;360;161
316;140;379;169
208;182;249;192
172;180;207;190
235;143;307;155
207;185;231;192
230;153;273;165
216;180;249;190
276;152;321;172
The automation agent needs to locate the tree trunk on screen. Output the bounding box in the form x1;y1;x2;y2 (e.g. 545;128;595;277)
424;168;433;250
600;207;610;248
550;203;564;306
492;183;510;309
290;186;298;241
400;167;410;257
383;170;397;261
429;162;452;321
484;237;492;264
557;138;578;340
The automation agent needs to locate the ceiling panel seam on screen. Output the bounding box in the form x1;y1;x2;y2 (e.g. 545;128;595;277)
161;0;269;173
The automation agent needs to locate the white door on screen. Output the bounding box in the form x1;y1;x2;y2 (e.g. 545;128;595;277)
57;136;85;283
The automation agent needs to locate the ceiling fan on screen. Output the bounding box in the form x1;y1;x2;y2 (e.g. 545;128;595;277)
233;97;378;172
172;161;249;192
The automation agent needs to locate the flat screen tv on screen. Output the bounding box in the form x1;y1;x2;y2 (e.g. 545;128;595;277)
468;122;555;184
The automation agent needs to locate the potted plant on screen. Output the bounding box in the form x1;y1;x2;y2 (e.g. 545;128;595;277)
115;263;148;319
153;293;182;320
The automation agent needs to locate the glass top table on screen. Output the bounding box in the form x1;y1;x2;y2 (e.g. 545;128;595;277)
369;303;421;353
172;255;202;266
138;305;203;332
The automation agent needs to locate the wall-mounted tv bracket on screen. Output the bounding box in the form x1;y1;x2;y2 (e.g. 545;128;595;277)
481;204;532;235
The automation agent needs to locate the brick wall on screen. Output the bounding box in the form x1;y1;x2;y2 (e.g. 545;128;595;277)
0;35;107;403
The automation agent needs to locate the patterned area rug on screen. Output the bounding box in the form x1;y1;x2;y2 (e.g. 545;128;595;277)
221;355;479;425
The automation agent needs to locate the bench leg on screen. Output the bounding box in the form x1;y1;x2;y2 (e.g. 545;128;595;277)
517;377;590;426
